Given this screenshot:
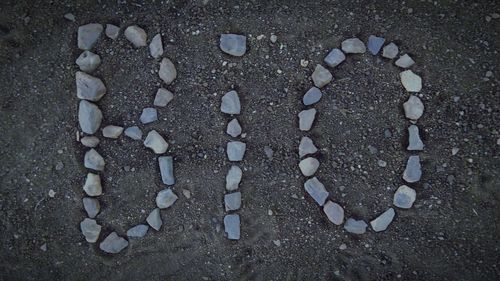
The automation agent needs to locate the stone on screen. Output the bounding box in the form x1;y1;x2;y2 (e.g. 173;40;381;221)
77;23;103;50
156;188;178;209
370;208;395;232
105;24;120;40
124;25;147;47
158;156;175;185
299;157;319;177
220;34;246;56
64;13;75;22
81;136;100;147
224;214;240;240
264;146;273;159
341;38;366;54
304;177;329;206
149;33;163;59
226;165;243;191
127;225;149;238
140;108;158;124
221;90;241;114
144;130;168;154
382;43;399;59
323;201;344;225
298;108;316;131
403;155;422;183
270;34;278;43
299;136;318;157
395;54;415;68
302;87;322;105
224;192;242;211
377;160;387;167
154;88;173;107
323;48;345;68
76;51;101;72
146;208;162;231
76;71;106;101
82;197;100;218
84;149;105;171
80;218;101;243
226;118;242;137
400;70;422;92
102;125;123;139
403;95;424;120
393;185;416;209
344;218;368;234
124;126;142;140
99;232;128;254
311;64;332;88
83;173;102;196
407;125;424;150
159;58;177;85
367;35;385;55
227;141;246;161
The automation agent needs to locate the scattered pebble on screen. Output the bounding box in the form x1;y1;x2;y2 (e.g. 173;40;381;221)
159;58;177;85
224;214;240;240
63;13;75;22
149;33;164;59
55;161;64;170
323;48;345;68
323;200;344;225
367;35;385;55
299;157;320;176
182;189;191;199
40;243;47;252
270;34;277;43
158;156;175;185
403;95;424;120
83;172;102;196
341;38;366;54
226;165;243;191
370;208;395;232
81;136;100;147
403;155;422;183
84;149;105;171
299;136;318;157
77;23;103;50
127;225;149;238
124;126;143;140
144;130;168;154
76;51;101;73
48;189;56;197
80;218;101;243
227;141;246;161
304;177;329;206
227;118;242;137
224;192;242;211
154;88;174;107
83;197;100;218
393;185;416;209
395;54;415;68
339;243;347;250
382;42;399;59
452;147;459;155
298;108;316;131
407;125;424;150
400;70;422;92
99;232;128;254
220;34;247;56
302;87;322;105
264;146;274;159
300;59;309;67
311;64;332;88
344;218;368;234
76;71;106;101
221;90;241;114
105;24;120;40
146;208;162;231
156;188;178;209
102;125;123;139
377;159;387;167
124;25;147;47
273;240;281;246
140;107;158;124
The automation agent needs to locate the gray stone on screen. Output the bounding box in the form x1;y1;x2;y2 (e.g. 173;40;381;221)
407;125;424;150
311;64;332;88
84;149;105;171
64;13;75;22
124;126;142;140
264;146;273;159
382;43;399;59
270;34;277;43
77;23;103;50
127;225;149;237
105;24;120;40
323;48;345;68
102;125;123;139
154;88;173;107
81;136;100;147
226;165;242;191
400;70;422;92
224;192;242;211
227;118;242;137
80;218;101;243
298;108;316;131
323;201;344;225
302;87;322;105
76;71;106;101
159;58;177;85
224;214;240;240
76;51;101;72
156;188;178;209
299;136;318;157
299;157;319;176
144;130;168;154
341;38;366;54
370;208;395;232
146;208;162;231
99;232;128;254
304;177;329;206
227;141;246;161
140;108;158;124
82;197;100;218
220;34;247;56
403;95;424;120
158;156;175;185
124;25;147;47
221;90;241;114
403;155;422;183
344;218;368;234
393;185;416;209
149;33;163;59
395;54;415;68
367;35;385;55
83;173;102;196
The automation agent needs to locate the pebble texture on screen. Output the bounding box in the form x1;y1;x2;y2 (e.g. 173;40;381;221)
144;130;168;154
127;225;149;238
146;208;162;231
403;155;422;183
304;177;329;206
370;208;395;232
124;126;142;140
82;197;100;218
78;23;103;50
367;35;385;55
124;25;147;47
226;118;242;137
299;157;320;176
382;43;399;59
83;173;102;196
159;156;175;185
341;38;366;53
403;95;424;120
105;24;119;40
220;34;247;56
154;88;173;107
140;107;158;124
298;109;316;131
323;201;344;225
149;34;163;59
224;214;240;240
78;100;102;134
227;141;246;161
84;149;105;171
311;64;332;88
159;58;177;85
407;125;424;150
80;218;101;243
156;188;178;209
221;90;241;114
76;51;101;72
99;232;128;254
323;48;345;68
76;71;106;101
299;136;318;157
224;192;242;211
226;165;242;191
395;54;415;68
400;70;422;92
102;125;123;138
344;218;368;234
81;136;100;147
302;87;322;105
393;185;416;209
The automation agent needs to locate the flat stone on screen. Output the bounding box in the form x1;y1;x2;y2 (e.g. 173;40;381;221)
407;125;424;150
344;218;368;234
140;108;158;124
270;34;278;43
146;208;162;231
64;13;75;22
323;200;344;225
155;188;178;209
159;58;177;85
304;177;329;206
367;35;385;55
124;25;147;47
83;173;102;196
220;34;246;56
154;88;173;107
81;136;100;147
149;33;163;59
76;71;106;101
102;125;123;139
370;208;395;232
400;70;422;92
224;192;242;211
403;155;422;183
76;51;101;72
311;64;332;88
299;136;318;157
99;232;128;254
158;156;175;185
224;214;240;240
78;23;103;50
299;157;319;176
124;126;142;140
227;141;246;161
226;165;243;191
105;24;119;40
127;225;149;238
226;118;242;137
393;185;416;209
80;218;101;243
302;87;322;105
298;108;316;131
395;54;415;68
264;146;273;159
221;90;241;114
323;48;345;68
144;130;168;154
341;38;366;54
82;197;100;218
382;43;399;59
84;149;105;171
403;95;424;120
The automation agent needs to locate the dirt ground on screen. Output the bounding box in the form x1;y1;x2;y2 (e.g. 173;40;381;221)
0;0;499;280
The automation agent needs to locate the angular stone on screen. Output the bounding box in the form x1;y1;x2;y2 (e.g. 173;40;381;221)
140;108;158;124
226;165;243;191
64;13;75;22
146;208;162;231
99;232;128;254
407;125;424;150
102;125;123;139
127;225;149;238
226;118;242;137
105;24;120;40
80;218;101;243
76;51;101;72
124;126;142;140
403;95;424;120
298;108;316;131
124;25;147;47
382;43;399;59
224;192;241;211
144;130;168;154
400;70;422;92
155;188;178;209
159;58;177;85
76;72;106;101
158;156;175;185
153;88;173;107
395;54;415;68
82;197;100;218
323;201;344;225
367;35;385;55
370;208;395;232
227;141;246;161
221;90;241;114
81;136;100;147
220;34;246;56
77;23;103;50
84;149;105;171
83;173;102;196
393;185;416;209
403;155;422;183
341;38;366;54
304;177;329;206
149;33;163;59
224;214;240;240
323;48;345;68
302;87;322;105
299;136;318;157
311;64;332;88
344;218;368;234
299;157;320;176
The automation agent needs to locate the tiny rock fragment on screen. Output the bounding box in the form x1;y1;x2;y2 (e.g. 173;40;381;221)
407;125;424;150
127;225;149;238
83;173;102;196
124;126;142;140
84;149;105;171
304;177;329;206
124;25;147;47
83;197;100;218
48;189;56;197
302;87;322;106
227;118;242;137
154;88;174;107
144;130;168;154
81;136;100;147
382;42;399;59
159;58;177;85
224;214;240;240
370;208;395;232
344;218;368;234
226;165;243;191
221;90;241;114
102;125;123;139
403;95;424;121
400;70;422;92
377;159;387;167
64;13;75;22
403;155;422;183
298;108;316;131
40;243;47;252
311;64;332;88
299;157;320;176
300;59;309;67
140;108;158;124
80;218;101;243
158;156;175;185
78;101;103;134
264;146;274;159
367;35;385;55
299;136;318;157
155;188;178;209
224;192;242;211
395;54;415;68
323;48;345;68
149;33;164;59
341;38;366;54
227;141;246;161
182;189;191;199
146;208;162;231
76;51;101;72
105;24;120;40
76;71;106;101
270;34;277;43
220;34;247;56
393;185;416;209
99;232;128;254
78;23;103;50
323;201;344;225
452;147;459;156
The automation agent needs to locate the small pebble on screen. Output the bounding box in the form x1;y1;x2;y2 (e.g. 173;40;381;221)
144;130;169;154
323;201;344;225
99;232;128;254
221;90;241;114
76;71;106;101
220;34;247;56
140;108;158;124
400;70;422;92
146;208;162;231
77;23;103;50
105;24;120;40
40;243;47;252
159;58;177;85
55;161;64;170
302;87;322;105
367;35;385;55
78;100;103;134
344;218;368;234
452;147;459;155
227;118;242;137
304;177;329;206
127;225;149;238
323;48;345;68
102;125;123;139
84;149;105;171
311;64;332;88
124;25;147;47
407;125;424;150
370;208;395;232
154;88;174;107
76;51;101;73
299;157;320;176
149;33;164;59
270;34;277;43
227;141;246;161
299;136;318;157
124;126;143;140
82;173;102;196
300;59;309;67
403;155;422;183
341;38;366;54
63;13;75;22
395;54;415;68
382;43;399;59
155;188;178;209
339;244;347;250
80;218;101;243
158;156;175;185
182;189;191;199
377;159;387;167
48;189;56;197
226;165;243;191
224;192;242;211
82;197;100;218
393;185;416;209
81;136;100;147
224;214;240;240
403;95;424;120
273;240;281;246
298;108;316;131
